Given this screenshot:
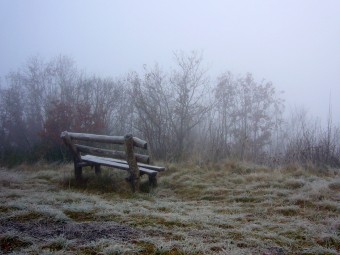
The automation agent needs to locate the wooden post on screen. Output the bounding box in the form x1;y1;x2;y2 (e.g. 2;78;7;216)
124;134;140;192
148;174;157;187
95;165;101;176
74;160;82;181
61;131;82;181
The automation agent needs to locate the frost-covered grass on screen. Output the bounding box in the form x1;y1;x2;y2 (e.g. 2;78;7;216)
0;162;339;254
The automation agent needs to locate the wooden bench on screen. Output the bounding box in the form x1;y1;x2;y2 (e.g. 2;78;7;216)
60;131;165;192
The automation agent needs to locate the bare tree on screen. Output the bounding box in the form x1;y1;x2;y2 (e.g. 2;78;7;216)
0;74;28;154
283;106;340;167
132;52;210;161
168;51;210;160
21;56;48;146
133;65;172;159
213;72;238;158
213;72;284;162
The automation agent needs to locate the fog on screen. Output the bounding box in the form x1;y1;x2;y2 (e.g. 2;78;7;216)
0;0;340;121
1;0;339;123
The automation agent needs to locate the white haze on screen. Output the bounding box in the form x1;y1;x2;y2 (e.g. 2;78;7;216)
1;0;340;124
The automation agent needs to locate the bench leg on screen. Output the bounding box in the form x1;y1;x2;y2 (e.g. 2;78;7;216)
148;174;157;187
95;165;101;176
125;173;140;192
130;174;140;193
74;161;82;181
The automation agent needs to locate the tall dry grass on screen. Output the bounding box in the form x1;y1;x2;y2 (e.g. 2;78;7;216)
0;162;339;254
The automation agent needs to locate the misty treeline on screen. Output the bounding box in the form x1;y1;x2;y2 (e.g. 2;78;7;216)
1;52;339;167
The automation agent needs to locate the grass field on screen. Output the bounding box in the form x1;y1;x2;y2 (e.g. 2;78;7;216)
0;161;339;254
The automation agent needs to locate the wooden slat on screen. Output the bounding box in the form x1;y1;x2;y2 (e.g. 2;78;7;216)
75;144;150;164
132;136;148;150
137;162;165;172
105;158;165;172
77;162;94;167
138;167;157;175
76;144;125;159
61;131;147;149
62;131;125;144
81;155;157;175
81;154;164;172
81;155;129;170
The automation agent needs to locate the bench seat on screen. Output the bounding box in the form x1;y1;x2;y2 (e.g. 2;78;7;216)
81;155;164;175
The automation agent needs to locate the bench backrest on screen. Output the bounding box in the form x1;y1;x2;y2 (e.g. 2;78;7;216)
60;131;150;164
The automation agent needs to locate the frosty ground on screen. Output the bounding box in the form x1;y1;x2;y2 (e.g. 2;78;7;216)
0;162;339;254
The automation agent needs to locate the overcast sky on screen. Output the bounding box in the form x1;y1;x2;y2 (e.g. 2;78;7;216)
1;0;340;124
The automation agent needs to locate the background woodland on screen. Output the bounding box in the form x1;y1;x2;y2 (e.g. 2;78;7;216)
1;52;339;167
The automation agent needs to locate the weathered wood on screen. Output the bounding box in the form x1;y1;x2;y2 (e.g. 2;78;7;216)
132;136;148;150
82;155;129;170
81;155;157;175
61;131;82;181
138;167;157;175
148;175;157;187
75;144;150;164
74;161;82;181
98;157;165;172
61;130;163;190
61;131;81;161
61;131;148;149
77;162;94;167
81;155;165;172
95;165;101;176
62;131;125;144
124;134;140;192
134;161;165;172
